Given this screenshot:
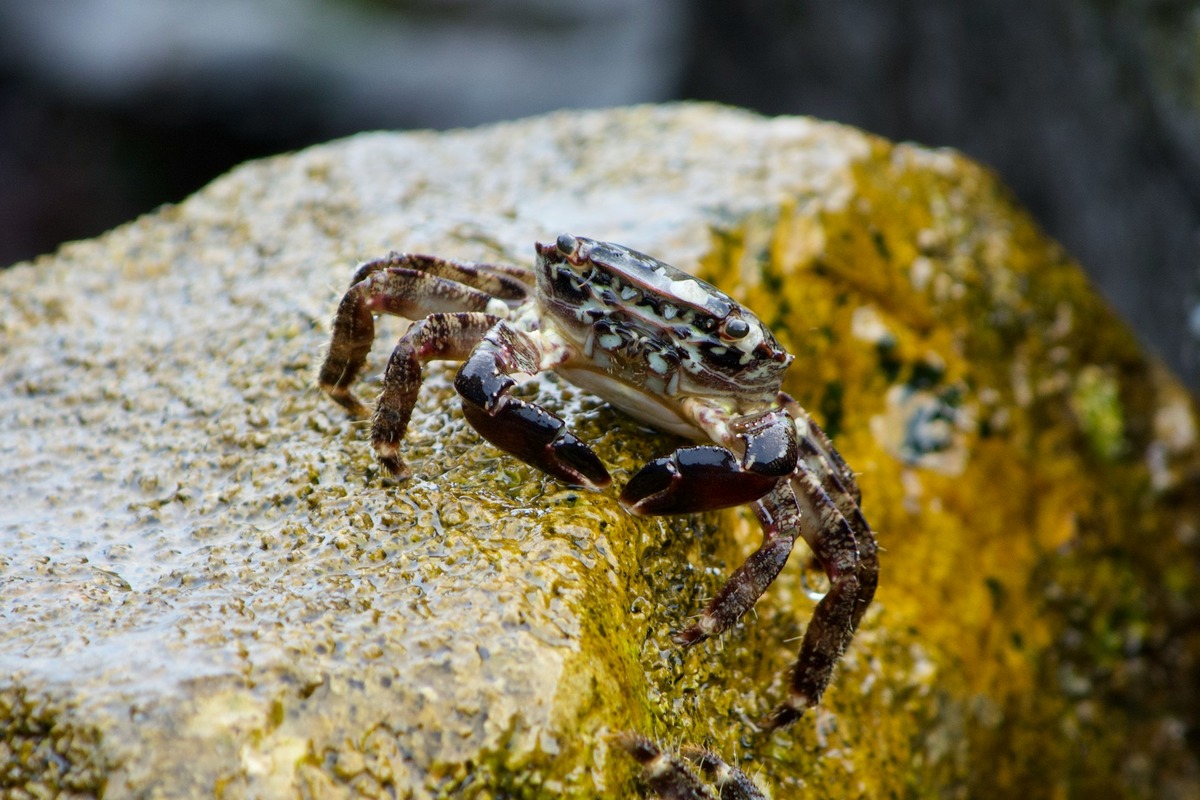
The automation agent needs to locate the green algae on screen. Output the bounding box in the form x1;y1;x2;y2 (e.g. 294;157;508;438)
1071;365;1128;461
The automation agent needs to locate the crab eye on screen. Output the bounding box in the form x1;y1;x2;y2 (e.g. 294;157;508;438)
556;233;578;256
720;317;751;340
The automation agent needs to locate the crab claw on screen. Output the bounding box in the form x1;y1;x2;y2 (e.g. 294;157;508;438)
619;446;781;515
461;397;611;490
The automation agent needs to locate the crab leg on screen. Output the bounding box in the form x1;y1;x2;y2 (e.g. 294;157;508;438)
619;408;800;642
625;398;877;728
616;734;766;800
371;312;502;478
318;256;528;417
780;394;879;629
678;745;768;800
779;391;862;504
454;321;611;490
347;252;532;300
670;480;800;647
762;464;869;730
617;735;716;800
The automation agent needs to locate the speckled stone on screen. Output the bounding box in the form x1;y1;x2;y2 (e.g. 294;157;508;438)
2;104;1198;798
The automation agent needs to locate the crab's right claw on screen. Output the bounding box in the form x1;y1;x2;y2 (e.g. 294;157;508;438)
460;396;611;490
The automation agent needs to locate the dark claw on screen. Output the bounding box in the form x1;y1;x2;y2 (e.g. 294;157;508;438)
550;434;612;489
619;446;780;515
460;397;611;490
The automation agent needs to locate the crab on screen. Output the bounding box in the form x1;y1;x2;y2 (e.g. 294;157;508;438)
616;734;767;800
318;234;878;731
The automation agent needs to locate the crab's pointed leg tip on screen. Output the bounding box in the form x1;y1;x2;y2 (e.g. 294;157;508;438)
762;697;809;732
612;732;660;763
669;621;710;648
380;462;412;482
760;712;791;732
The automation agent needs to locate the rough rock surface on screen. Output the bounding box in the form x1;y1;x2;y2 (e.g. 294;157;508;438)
2;104;1198;798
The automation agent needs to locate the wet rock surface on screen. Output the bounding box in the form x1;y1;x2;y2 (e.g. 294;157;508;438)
2;104;1198;797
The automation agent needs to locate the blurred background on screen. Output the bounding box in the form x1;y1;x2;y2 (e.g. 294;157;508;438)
1;0;1197;390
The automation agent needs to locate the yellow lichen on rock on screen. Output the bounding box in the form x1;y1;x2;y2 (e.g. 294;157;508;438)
693;138;1200;797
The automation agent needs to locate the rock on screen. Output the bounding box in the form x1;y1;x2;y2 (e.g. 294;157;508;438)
2;104;1198;798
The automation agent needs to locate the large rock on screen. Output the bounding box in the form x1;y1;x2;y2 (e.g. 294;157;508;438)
2;104;1198;798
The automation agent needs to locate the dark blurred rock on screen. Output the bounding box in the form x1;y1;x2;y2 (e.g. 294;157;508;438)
0;0;687;267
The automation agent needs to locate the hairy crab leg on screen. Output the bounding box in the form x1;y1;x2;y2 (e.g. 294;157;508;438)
779;394;879;629
318;259;527;417
764;466;868;730
371;312;502;478
348;252;531;300
621;396;877;728
618;408;801;643
779;392;861;504
454;321;611;490
670;480;800;647
616;734;766;800
678;746;768;800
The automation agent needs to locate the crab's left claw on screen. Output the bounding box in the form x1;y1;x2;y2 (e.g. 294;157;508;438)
620;408;798;515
